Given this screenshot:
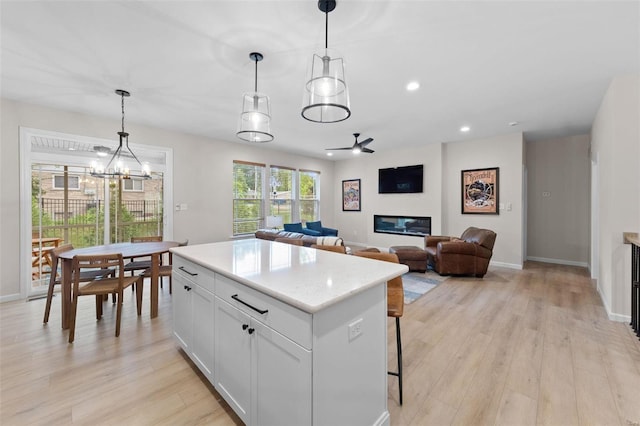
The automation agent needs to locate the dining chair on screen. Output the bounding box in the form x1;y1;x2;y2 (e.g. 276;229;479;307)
140;239;188;295
124;235;163;272
43;243;115;324
310;244;347;254
68;253;143;343
354;251;405;405
124;235;163;290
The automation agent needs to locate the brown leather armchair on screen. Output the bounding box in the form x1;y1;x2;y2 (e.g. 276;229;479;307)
424;227;497;277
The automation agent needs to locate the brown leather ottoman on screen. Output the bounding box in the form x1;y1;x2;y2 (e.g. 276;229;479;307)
389;246;428;272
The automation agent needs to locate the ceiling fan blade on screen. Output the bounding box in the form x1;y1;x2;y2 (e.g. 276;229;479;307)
358;138;373;147
361;147;375;153
326;147;352;151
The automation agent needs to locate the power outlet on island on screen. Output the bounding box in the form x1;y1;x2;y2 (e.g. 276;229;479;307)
348;318;363;341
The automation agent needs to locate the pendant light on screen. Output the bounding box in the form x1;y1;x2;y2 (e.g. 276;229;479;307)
301;0;351;123
90;89;151;179
237;52;274;143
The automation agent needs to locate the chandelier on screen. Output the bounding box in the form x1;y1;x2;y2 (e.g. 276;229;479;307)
90;89;151;179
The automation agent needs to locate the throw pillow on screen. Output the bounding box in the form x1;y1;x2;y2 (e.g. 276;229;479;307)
315;236;343;246
306;221;323;232
283;222;304;233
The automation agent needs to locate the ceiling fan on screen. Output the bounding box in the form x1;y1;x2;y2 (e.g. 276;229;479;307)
326;133;375;154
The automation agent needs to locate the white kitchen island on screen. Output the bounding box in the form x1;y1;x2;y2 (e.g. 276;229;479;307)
171;239;408;426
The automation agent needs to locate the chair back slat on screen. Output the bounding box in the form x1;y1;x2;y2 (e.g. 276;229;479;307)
72;254;123;284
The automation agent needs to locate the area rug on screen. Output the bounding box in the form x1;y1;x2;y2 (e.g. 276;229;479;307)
402;270;448;304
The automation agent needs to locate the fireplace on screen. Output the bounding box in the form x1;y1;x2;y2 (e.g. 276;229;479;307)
374;215;431;237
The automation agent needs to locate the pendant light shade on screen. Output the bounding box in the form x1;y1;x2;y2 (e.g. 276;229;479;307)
237;52;274;143
302;0;351;123
90;89;151;179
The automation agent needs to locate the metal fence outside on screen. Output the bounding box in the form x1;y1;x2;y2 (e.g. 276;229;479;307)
34;198;163;248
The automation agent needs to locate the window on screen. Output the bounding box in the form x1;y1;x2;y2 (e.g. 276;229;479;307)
233;161;265;235
270;166;294;224
52;175;79;190
123;178;144;192
299;170;320;222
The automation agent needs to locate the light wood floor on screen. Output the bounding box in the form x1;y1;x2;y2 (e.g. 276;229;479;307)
1;262;639;425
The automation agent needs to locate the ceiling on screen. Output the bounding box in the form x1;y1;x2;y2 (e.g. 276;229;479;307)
2;1;638;160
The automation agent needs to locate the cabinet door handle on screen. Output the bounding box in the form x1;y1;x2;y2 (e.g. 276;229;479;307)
184;285;192;291
231;294;269;315
247;328;255;335
242;324;249;330
178;266;198;276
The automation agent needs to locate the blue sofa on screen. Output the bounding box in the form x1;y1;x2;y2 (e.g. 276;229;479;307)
283;221;338;237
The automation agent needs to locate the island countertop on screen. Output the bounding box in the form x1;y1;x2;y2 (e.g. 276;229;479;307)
171;239;408;314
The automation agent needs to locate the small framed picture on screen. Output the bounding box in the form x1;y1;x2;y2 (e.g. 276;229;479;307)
461;167;499;214
342;179;361;211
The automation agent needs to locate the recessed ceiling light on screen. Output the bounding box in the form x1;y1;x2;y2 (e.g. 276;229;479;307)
406;81;420;91
326;152;333;156
508;121;519;127
460;126;470;132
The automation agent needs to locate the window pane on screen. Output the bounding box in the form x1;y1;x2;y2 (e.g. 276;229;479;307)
299;171;319;222
53;175;79;190
123;178;144;191
233;162;264;235
270;167;293;223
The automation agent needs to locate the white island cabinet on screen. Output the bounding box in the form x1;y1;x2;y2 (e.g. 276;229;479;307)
171;239;408;426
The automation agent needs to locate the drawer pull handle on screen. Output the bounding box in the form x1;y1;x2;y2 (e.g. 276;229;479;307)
242;324;249;330
184;285;192;291
247;328;255;335
231;294;269;315
178;266;198;276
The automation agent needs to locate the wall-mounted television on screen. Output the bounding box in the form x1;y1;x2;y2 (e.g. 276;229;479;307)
378;164;424;194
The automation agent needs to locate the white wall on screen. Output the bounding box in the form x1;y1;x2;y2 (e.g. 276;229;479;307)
442;133;525;268
0;99;335;300
333;134;524;269
526;135;591;266
333;144;443;249
590;74;640;321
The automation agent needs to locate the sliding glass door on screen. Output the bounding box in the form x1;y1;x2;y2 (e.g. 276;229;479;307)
22;128;172;298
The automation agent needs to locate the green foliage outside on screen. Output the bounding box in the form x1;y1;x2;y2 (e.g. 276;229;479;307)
32;179;162;248
234;164;263;234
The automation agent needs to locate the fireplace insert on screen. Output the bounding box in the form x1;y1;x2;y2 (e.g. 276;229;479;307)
374;215;431;237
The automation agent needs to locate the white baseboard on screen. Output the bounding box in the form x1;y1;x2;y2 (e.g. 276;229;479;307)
0;293;23;303
526;256;589;268
490;261;523;270
595;284;632;323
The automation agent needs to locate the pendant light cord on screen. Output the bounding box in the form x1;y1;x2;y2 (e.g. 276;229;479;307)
121;92;125;134
325;8;329;49
254;56;258;92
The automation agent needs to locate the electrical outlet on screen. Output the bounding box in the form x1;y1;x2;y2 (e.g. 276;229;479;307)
348;318;363;341
542;191;551;197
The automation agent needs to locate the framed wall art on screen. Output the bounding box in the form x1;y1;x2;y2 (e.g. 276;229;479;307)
461;167;499;214
342;179;361;211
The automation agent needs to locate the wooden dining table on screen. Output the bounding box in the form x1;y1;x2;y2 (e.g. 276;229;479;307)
57;241;179;329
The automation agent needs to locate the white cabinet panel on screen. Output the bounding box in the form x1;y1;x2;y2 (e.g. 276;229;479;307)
214;297;251;425
191;284;215;381
172;272;192;351
253;320;311;426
